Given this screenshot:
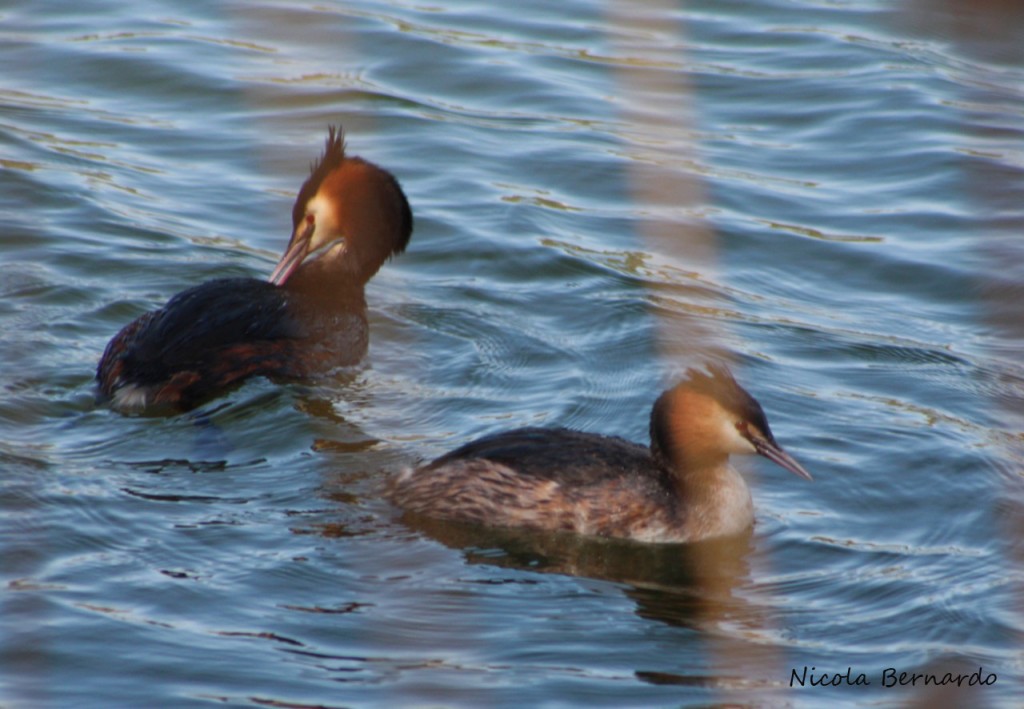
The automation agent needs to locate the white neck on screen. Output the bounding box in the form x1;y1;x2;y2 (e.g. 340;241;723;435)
683;462;754;540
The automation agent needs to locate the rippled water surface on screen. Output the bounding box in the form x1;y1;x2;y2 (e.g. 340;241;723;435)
3;0;1024;706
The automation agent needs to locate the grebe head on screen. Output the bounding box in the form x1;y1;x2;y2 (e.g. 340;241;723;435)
650;363;812;480
269;126;412;287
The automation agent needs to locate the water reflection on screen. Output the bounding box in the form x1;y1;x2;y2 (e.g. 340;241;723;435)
391;513;752;624
373;512;792;699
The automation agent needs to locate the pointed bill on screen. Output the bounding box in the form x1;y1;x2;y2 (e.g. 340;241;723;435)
754;437;813;481
269;220;315;286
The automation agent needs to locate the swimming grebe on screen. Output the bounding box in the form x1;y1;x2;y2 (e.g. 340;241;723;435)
97;126;412;413
389;365;811;543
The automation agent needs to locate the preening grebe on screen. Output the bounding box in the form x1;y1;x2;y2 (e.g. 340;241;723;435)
389;365;812;543
97;126;412;413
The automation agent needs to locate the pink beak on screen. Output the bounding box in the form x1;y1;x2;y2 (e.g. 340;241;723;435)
754;436;813;481
269;219;315;286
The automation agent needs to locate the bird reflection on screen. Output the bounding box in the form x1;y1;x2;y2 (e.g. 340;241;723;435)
393;510;754;629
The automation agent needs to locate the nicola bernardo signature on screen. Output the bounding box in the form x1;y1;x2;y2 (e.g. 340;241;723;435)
790;666;997;689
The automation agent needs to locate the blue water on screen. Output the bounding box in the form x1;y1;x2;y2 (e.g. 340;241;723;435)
2;0;1023;706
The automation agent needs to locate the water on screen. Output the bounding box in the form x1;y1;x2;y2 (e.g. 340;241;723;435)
2;0;1023;706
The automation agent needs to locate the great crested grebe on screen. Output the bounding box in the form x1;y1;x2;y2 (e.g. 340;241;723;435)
389;364;811;543
97;126;412;413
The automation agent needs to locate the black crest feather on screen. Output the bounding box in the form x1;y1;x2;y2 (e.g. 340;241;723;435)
292;125;347;228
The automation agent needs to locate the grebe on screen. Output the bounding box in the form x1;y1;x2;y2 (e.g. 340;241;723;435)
389;365;812;543
97;126;412;413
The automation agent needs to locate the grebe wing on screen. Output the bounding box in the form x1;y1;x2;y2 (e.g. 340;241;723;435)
428;427;660;486
127;278;300;367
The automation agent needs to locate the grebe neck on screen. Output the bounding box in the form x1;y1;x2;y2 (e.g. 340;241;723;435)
669;460;755;540
283;259;367;308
